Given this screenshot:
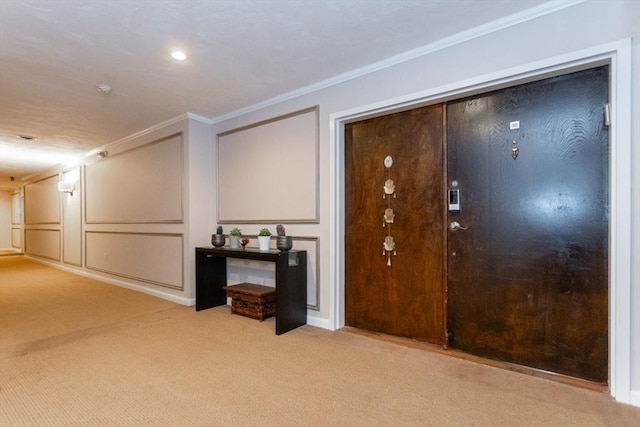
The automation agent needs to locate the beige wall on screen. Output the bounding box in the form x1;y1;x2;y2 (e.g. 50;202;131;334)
0;191;12;249
25;229;60;260
85;135;183;224
61;167;81;265
11;191;22;250
83;134;185;289
24;175;59;225
85;231;183;289
21;116;211;304
23;175;60;259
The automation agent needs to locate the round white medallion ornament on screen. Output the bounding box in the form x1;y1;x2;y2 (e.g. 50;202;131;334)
384;155;393;169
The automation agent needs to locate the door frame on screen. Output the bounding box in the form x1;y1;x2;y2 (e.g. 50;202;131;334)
329;39;632;403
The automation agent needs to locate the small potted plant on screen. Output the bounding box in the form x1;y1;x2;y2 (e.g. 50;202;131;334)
257;228;271;251
276;224;292;251
211;226;225;247
229;227;242;249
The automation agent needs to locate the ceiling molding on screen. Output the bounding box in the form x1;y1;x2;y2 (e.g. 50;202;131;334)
186;113;214;125
212;0;586;124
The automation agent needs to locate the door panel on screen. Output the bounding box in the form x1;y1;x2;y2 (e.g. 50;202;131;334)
446;67;609;382
345;104;444;343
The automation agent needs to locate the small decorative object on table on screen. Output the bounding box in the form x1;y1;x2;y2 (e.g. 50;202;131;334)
258;228;271;251
211;226;225;247
276;224;293;251
229;227;242;249
240;237;250;250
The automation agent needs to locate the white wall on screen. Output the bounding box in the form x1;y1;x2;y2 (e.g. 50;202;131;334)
184;115;215;300
211;0;639;405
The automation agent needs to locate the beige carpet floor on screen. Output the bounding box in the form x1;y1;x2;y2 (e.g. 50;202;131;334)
1;256;638;426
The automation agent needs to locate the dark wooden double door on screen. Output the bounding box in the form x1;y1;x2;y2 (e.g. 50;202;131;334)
345;67;609;382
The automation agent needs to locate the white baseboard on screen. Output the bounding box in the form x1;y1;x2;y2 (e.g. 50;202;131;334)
629;390;640;408
26;255;334;331
25;255;194;306
306;313;332;330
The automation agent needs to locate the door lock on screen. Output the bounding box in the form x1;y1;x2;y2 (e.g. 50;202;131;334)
448;189;460;212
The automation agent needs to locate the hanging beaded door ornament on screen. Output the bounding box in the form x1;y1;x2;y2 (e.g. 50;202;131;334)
382;155;397;266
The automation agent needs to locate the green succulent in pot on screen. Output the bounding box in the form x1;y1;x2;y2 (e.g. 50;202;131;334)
258;228;272;236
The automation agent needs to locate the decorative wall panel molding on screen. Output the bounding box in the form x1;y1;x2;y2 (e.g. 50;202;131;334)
292;236;320;311
225;236;319;310
85;134;183;224
62;167;82;266
85;231;183;290
24;175;60;225
217;106;319;223
11;193;21;225
11;228;21;248
25;229;60;260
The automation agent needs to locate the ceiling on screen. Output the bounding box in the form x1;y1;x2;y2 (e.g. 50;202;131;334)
0;0;552;191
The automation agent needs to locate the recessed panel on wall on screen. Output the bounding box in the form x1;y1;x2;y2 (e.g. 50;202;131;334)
85;231;183;289
11;228;21;248
85;134;183;223
24;175;60;224
11;193;21;225
217;107;318;223
291;237;319;310
25;229;60;260
62;168;82;266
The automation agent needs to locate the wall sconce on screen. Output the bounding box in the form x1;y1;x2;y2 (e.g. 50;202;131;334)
57;180;76;196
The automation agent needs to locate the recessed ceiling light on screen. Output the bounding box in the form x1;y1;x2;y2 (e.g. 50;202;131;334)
171;51;187;61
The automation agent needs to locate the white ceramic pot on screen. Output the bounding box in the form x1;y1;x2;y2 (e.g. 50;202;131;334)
229;235;241;249
258;235;271;251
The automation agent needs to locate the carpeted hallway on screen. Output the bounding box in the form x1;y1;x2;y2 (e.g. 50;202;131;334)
1;256;638;426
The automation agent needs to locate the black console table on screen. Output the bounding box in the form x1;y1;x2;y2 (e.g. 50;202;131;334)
195;247;307;335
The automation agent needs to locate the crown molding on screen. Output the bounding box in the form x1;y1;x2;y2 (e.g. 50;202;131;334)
186;112;214;125
213;0;586;123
